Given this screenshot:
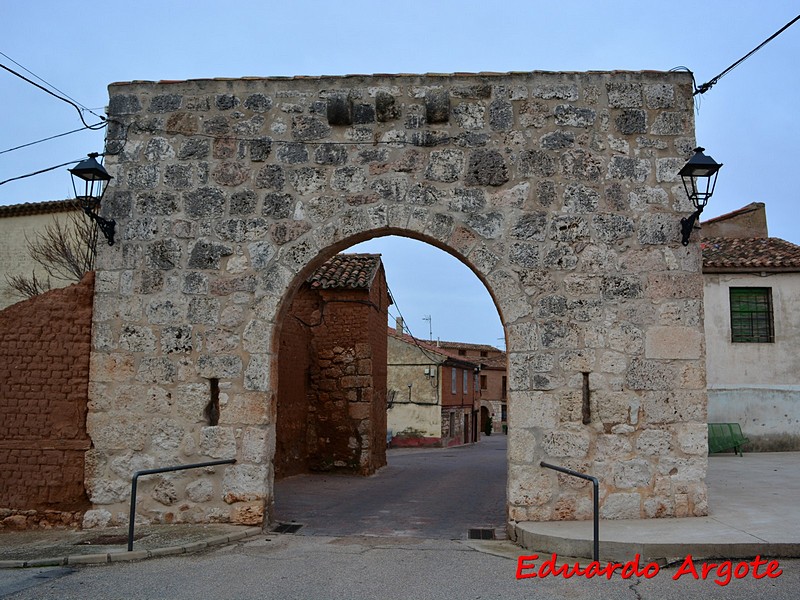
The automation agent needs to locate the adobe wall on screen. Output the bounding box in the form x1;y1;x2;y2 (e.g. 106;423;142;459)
0;273;94;529
89;71;707;528
276;274;389;477
386;335;443;445
274;282;316;478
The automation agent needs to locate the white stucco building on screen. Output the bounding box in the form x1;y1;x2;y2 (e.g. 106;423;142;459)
0;200;82;310
702;203;800;450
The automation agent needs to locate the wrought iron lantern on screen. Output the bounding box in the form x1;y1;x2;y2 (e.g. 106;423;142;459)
679;147;722;245
69;153;116;245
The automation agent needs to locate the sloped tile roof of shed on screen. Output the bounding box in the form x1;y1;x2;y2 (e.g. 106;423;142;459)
308;253;383;289
702;237;800;272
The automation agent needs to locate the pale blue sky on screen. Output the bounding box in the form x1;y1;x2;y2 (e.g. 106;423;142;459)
1;1;798;345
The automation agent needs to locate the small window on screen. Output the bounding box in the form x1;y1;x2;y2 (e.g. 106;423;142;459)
458;349;466;356
480;375;487;390
730;287;774;343
480;350;488;357
451;368;457;394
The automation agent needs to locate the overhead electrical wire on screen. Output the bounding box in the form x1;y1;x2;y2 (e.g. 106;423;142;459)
694;14;800;95
387;283;446;365
0;123;105;156
0;61;107;130
0;158;84;187
0;51;106;121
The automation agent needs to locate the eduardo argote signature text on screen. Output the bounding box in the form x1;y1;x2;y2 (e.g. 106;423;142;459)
516;553;782;586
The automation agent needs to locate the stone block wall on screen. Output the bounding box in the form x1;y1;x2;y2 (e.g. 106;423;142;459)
90;70;707;528
0;273;93;529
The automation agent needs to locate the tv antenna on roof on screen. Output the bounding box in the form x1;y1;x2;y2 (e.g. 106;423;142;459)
422;315;432;341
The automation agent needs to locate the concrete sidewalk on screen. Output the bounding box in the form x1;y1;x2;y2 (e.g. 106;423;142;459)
515;452;800;563
1;451;798;568
0;524;263;568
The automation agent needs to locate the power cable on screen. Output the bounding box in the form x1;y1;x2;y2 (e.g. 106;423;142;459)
387;282;446;365
0;61;106;130
0;51;105;121
0;124;105;156
694;14;800;95
0;158;84;187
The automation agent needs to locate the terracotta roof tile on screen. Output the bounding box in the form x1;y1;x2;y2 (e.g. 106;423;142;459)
702;237;800;272
435;340;502;353
0;199;77;218
308;253;382;290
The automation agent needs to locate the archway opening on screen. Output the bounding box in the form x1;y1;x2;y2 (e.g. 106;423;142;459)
272;234;508;538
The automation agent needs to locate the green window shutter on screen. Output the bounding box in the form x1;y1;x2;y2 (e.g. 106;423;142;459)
730;287;774;343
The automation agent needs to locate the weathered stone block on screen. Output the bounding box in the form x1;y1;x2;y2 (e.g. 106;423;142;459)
199;426;237;459
425;89;450;123
222;464;268;504
541;429;590;458
645;326;702;360
465;150;509;187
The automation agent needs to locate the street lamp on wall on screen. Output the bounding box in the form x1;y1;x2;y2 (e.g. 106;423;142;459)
69;153;116;246
679;147;723;246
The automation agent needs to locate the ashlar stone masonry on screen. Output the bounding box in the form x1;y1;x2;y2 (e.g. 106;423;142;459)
87;71;707;529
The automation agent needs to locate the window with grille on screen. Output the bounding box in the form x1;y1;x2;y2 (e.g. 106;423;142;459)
730;287;774;343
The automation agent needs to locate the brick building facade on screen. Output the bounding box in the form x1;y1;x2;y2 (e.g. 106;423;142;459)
434;340;507;434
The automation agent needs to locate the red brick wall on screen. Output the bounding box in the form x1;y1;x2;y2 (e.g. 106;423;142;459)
440;363;479;445
0;273;93;525
276;267;389;478
275;287;318;478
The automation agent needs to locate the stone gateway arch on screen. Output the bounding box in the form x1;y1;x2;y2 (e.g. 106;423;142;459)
85;71;708;531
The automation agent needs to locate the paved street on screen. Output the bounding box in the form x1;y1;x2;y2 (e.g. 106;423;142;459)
2;534;798;600
3;439;799;599
273;433;507;539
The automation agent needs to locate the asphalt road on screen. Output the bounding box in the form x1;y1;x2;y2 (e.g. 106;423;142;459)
3;437;798;599
273;433;508;538
2;535;798;600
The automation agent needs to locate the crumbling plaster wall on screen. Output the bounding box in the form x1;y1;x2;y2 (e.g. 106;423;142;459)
88;70;707;528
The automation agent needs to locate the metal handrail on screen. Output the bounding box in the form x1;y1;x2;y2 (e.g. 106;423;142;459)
127;459;236;551
540;461;599;562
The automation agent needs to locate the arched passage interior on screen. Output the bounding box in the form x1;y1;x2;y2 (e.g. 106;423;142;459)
272;233;508;537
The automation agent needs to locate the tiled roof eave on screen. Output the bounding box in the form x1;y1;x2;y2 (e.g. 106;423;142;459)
0;200;77;218
703;266;800;274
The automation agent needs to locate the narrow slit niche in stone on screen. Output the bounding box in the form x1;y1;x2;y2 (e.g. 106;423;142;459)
205;378;220;426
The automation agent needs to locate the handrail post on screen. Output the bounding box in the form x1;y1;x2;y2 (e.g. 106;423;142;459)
127;473;140;551
540;461;600;562
127;458;236;552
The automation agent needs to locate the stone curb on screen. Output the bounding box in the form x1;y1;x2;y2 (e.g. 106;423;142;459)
0;527;263;569
513;523;800;563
